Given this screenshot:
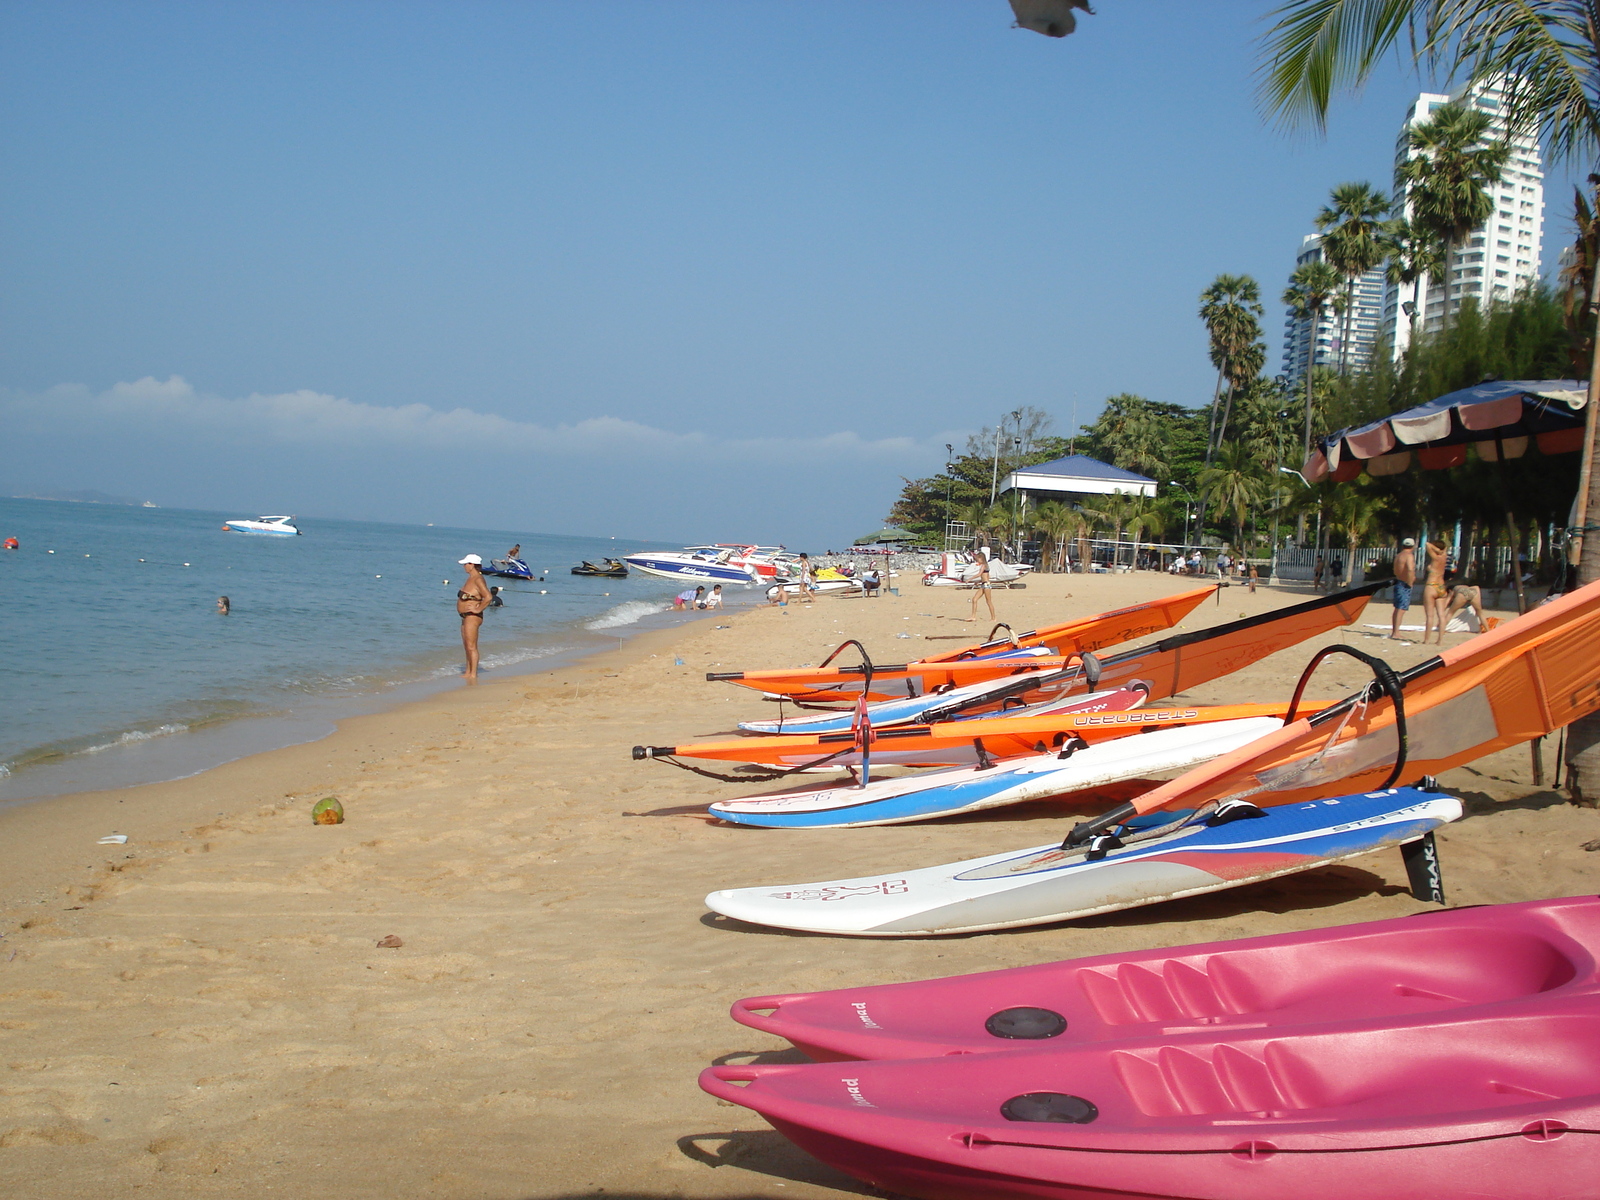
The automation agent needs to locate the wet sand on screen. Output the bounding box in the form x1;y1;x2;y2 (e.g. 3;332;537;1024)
4;573;1598;1199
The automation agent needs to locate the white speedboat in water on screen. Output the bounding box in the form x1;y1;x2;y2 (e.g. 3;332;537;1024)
623;545;763;584
222;515;300;536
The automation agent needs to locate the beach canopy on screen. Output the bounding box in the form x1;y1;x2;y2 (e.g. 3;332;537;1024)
1000;453;1157;498
853;527;919;546
1304;379;1588;483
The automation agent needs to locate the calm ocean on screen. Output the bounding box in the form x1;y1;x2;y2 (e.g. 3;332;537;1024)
0;498;731;802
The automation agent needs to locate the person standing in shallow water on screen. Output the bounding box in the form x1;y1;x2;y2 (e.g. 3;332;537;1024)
455;554;492;680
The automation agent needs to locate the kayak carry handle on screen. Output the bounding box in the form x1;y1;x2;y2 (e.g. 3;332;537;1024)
728;995;798;1035
706;671;743;681
632;745;678;760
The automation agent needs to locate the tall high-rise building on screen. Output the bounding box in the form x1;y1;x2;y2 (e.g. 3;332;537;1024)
1281;234;1387;385
1382;77;1545;356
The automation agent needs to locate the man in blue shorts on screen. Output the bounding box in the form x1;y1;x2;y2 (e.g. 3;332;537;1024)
1390;537;1416;639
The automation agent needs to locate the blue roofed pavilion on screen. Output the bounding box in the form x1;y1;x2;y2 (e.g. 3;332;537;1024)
998;454;1157;500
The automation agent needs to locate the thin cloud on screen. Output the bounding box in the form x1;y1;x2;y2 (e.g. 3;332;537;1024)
3;376;954;462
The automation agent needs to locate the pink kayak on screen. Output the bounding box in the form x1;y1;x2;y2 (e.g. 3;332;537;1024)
703;897;1600;1200
701;1001;1600;1200
729;896;1600;1061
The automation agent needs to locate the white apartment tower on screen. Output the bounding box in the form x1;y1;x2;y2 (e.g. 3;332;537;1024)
1281;234;1387;385
1382;77;1545;356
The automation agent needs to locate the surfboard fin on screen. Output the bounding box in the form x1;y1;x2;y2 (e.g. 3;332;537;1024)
1402;831;1446;904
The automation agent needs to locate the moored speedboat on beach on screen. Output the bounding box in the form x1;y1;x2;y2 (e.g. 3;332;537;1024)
922;550;1031;586
623;545;764;584
222;515;300;535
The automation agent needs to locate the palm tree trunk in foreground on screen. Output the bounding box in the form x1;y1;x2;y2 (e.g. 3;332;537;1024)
1563;277;1600;805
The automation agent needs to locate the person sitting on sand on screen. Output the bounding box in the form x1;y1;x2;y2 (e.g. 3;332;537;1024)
703;584;723;609
455;554;492;680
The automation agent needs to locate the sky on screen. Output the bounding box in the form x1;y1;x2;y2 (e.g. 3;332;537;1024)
0;1;1581;547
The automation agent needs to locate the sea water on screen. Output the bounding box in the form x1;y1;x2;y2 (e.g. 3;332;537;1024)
0;498;733;801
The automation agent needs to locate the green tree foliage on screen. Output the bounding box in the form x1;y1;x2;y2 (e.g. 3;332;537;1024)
1396;102;1509;301
1077;395;1208;491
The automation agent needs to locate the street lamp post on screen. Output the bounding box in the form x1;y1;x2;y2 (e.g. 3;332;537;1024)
1169;480;1196;557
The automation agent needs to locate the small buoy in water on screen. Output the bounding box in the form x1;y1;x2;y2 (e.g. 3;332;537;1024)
139;558;145;562
183;562;190;567
85;554;91;557
540;589;547;594
311;796;345;825
375;574;382;578
48;549;55;554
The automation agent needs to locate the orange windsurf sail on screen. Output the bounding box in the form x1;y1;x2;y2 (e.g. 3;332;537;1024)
707;584;1218;701
1109;578;1600;820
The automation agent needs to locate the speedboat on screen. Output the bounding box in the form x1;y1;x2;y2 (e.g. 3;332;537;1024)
222;515;299;536
483;557;535;580
922;550;1030;586
623;545;764;584
572;558;628;578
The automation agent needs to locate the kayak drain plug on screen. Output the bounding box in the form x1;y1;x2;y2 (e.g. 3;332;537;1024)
985;1007;1068;1040
1001;1093;1099;1124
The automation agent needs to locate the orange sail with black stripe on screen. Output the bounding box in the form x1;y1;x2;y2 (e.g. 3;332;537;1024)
635;585;1378;769
1107;579;1600;820
707;584;1217;701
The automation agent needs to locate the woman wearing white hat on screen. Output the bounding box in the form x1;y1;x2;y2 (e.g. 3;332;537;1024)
455;554;492;680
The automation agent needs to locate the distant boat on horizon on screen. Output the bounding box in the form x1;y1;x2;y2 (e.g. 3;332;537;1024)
222;515;300;536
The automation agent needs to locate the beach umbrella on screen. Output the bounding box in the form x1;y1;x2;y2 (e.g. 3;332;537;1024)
1009;0;1093;38
1302;379;1587;617
1303;380;1587;484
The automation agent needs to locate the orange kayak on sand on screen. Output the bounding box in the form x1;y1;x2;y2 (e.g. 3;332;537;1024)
707;584;1218;701
1057;579;1600;845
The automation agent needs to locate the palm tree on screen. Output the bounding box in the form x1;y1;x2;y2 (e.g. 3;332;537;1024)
1124;498;1166;570
1283;259;1344;457
1396;102;1509;319
1031;501;1086;573
1381;215;1446;340
1325;482;1389;588
1199;275;1266;460
1257;0;1600;795
1316;181;1392;370
1197;442;1265;549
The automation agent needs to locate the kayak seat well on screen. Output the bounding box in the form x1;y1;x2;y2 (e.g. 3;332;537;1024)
1106;1010;1600;1121
1076;928;1581;1028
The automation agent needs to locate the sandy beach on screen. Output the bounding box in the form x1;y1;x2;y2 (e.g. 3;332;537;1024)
4;572;1598;1199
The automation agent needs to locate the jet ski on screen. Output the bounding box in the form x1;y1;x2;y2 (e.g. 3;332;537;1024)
572;558;629;577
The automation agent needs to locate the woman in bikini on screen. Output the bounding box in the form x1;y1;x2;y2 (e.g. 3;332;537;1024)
455;554;493;680
1421;539;1450;644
